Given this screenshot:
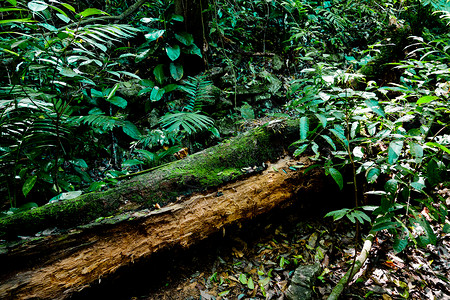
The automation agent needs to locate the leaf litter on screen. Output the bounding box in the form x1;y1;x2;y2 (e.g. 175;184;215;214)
127;210;450;300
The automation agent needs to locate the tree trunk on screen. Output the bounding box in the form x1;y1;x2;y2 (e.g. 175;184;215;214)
174;0;209;73
0;120;326;299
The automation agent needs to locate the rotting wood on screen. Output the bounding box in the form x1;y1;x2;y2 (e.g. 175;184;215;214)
0;156;324;299
0;120;300;240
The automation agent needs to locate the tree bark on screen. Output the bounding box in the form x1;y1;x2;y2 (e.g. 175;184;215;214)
0;120;326;299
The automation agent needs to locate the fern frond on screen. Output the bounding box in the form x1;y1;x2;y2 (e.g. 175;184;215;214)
160;112;214;134
179;75;213;112
69;115;118;131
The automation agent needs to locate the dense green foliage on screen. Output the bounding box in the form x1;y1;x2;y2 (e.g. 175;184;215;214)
0;0;449;254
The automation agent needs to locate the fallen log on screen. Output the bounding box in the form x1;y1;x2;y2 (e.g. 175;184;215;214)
0;120;326;299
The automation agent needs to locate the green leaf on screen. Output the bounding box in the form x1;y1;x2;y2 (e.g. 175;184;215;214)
239;274;247;284
153;64;165;85
166;44;181;61
329;125;348;147
61;3;75;12
171;14;184;22
321;134;336;150
300;116;309;140
372;220;400;232
366;167;380;183
409;142;423;160
122;159;144;167
28;1;48;12
388;140;403;164
140;17;160;23
70;159;88;168
175;32;194;46
350;121;359;139
49;191;82;203
107;96;127;108
325;208;350;221
6;0;17;5
77;8;109;18
426;142;450;154
170;63;183;80
186;43;202;57
150;86;165;101
393;236;409;253
384;179;398;195
145;29;165;42
364;99;385;117
328;167;343;190
60;68;79;77
416;95;438;105
247;277;255;289
122;121;141;139
293;144;308;157
56;13;71;23
23;175;37;197
315;113;327;128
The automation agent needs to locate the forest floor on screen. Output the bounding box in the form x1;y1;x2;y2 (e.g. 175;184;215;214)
79;196;450;300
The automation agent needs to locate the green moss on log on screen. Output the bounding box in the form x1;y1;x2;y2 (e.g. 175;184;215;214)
0;120;299;240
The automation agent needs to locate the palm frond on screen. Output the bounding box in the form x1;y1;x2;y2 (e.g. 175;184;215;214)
159;112;214;134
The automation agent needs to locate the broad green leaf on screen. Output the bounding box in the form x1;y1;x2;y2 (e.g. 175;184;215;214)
328;167;343;190
247;277;254;290
384;179;398;195
49;191;82;203
350;121;359;139
315;113;327;128
409;142;423;160
61;3;75;12
416;95;438;105
6;0;17;5
353;146;364;158
153;64;165;85
388;140;403;164
145;29;165;42
372;220;400;232
122;159;144;167
171;14;184;22
366;168;380;184
329;126;348;147
300;116;309;140
239;274;247;284
70;159;88;168
150;86;165;101
426;142;450;154
60;68;78;77
28;1;48;12
293;144;308;157
325;208;350;221
321;134;336;150
364;99;385;117
166;44;181;61
186;44;202;57
106;83;119;100
170;63;183;80
140;17;160;23
393;236;409;253
23;175;37;197
122;121;141;139
77;8;109;18
175;32;194;46
56;13;71;23
107;96;127;108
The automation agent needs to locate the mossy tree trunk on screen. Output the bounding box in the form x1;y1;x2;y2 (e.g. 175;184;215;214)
0;120;326;299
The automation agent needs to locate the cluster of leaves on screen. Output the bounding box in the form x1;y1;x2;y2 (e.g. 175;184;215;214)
0;1;219;214
288;2;450;252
